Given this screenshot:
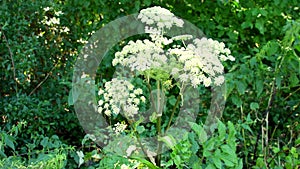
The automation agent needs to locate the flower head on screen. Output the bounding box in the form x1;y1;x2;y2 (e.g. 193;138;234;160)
138;6;184;30
97;78;145;118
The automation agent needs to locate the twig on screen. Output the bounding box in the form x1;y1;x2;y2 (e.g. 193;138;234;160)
1;27;18;96
165;94;181;132
29;63;57;96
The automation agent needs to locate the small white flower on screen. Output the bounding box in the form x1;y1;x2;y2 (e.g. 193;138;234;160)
172;35;193;41
133;98;140;105
97;107;103;113
113;122;127;135
140;96;146;103
214;76;225;86
104;103;109;109
104;110;111;116
134;88;143;95
98;100;104;106
54;11;63;16
203;77;212;87
43;7;50;12
120;164;130;169
130;93;136;98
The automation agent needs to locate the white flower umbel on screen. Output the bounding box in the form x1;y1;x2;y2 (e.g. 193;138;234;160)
113;122;127;135
169;37;235;87
97;78;145;118
138;6;184;31
113;39;167;72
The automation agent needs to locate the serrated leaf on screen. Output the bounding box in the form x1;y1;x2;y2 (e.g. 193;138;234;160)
217;120;226;139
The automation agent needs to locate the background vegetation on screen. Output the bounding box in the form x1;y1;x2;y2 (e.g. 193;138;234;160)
0;0;299;168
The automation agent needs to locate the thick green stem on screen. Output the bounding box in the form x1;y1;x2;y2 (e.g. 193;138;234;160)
155;81;162;167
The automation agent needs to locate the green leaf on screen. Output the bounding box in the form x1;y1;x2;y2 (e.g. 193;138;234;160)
5;134;15;151
206;163;217;169
250;102;259;110
217;120;226;140
231;95;242;107
158;135;176;150
220;145;236;158
168;95;177;106
212;156;222;169
241;21;253;29
189;122;207;143
76;151;84;168
173;154;181;166
136;125;145;134
289;73;299;87
131;156;160;169
255;19;265;34
213;149;222;168
255;79;263;97
236;81;247;95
